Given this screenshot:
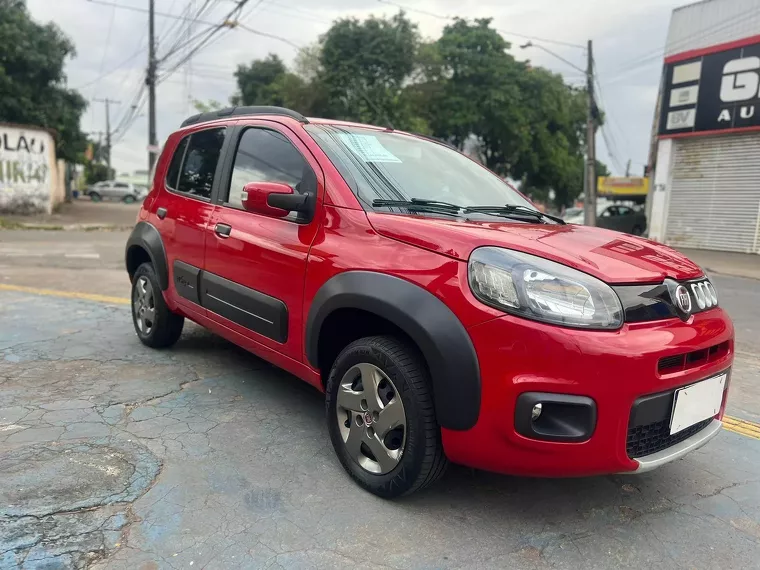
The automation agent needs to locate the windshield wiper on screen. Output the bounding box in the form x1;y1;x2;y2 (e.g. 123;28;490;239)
373;199;564;224
465;205;566;224
372;198;464;212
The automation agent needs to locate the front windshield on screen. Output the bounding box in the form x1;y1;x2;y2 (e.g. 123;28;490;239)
304;124;533;212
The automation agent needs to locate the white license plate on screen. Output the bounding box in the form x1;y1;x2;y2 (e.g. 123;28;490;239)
670;373;726;435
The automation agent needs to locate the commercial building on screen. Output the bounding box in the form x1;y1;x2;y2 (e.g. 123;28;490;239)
648;0;760;253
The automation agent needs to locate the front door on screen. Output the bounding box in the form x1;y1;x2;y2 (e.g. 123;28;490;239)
203;122;323;362
151;126;228;314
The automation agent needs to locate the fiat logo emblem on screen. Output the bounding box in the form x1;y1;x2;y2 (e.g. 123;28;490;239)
674;285;692;313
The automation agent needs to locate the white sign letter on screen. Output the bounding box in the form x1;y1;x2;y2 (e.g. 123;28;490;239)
720;57;760;103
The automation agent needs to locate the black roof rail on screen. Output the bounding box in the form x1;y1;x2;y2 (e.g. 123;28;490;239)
180;106;308;128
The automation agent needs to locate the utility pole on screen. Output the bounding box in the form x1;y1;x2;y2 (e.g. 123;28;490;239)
92;99;120;176
584;39;597;227
147;0;158;174
625;159;631;177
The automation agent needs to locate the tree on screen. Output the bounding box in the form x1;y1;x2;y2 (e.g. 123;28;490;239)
421;19;530;174
192;99;223;113
231;53;328;116
317;12;423;130
0;0;88;162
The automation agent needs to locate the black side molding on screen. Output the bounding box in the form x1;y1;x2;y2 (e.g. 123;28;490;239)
306;271;481;431
173;260;201;305
125;222;170;290
201;272;288;343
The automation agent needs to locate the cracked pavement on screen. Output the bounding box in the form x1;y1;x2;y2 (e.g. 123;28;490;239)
1;281;760;568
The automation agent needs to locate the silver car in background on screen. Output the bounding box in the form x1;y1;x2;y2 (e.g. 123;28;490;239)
85;181;147;203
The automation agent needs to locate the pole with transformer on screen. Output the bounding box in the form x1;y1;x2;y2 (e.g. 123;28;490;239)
147;0;158;175
584;39;597;227
518;39;596;222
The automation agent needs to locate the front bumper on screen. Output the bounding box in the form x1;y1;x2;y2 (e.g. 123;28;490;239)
440;308;734;477
628;419;722;474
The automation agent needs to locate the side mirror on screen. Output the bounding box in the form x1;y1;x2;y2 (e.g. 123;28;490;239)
240;182;310;218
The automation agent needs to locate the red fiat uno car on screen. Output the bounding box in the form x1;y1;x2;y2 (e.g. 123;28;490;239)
126;106;734;498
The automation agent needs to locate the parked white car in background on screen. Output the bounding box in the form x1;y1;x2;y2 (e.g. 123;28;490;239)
85;181;147;203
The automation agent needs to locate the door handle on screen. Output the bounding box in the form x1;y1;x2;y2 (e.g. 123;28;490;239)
156;207;167;219
214;223;232;238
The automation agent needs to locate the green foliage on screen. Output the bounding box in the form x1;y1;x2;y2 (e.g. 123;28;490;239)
192;99;223;113
84;161;112;185
317;12;421;130
0;0;88;162
230;12;608;208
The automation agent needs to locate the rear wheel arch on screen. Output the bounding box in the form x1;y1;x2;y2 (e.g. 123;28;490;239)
306;271;481;431
125;221;169;289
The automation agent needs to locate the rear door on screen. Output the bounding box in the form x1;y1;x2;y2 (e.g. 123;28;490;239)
150;125;230;315
113;182;130;199
203;121;323;362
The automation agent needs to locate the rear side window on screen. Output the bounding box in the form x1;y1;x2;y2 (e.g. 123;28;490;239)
164;127;225;199
165;136;188;190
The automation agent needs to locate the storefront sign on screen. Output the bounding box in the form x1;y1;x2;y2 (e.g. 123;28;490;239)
659;39;760;136
597;176;649;197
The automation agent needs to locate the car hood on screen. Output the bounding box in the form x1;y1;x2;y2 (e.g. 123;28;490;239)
367;213;703;283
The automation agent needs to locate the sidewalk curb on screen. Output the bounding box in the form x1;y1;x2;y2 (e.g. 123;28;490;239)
704;266;760;282
1;221;133;231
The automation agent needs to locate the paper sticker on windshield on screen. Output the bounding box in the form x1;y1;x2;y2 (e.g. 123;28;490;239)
337;133;402;163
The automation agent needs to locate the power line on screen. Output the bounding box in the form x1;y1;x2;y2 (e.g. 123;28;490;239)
376;0;585;49
73;45;147;90
602;9;754;86
158;0;253;82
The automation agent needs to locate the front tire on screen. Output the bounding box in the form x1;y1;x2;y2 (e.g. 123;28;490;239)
326;335;448;498
123;195;136;204
89;192;102;202
131;262;184;348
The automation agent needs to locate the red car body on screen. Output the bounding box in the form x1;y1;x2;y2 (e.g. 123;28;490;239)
128;109;733;490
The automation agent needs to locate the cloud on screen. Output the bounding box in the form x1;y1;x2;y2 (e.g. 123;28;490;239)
27;0;686;175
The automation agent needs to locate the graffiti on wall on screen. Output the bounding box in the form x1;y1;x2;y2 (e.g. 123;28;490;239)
0;125;55;214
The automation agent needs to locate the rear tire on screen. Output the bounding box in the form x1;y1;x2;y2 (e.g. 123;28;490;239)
89;192;102;202
131;262;184;348
631;225;643;236
123;195;136;204
326;335;448;498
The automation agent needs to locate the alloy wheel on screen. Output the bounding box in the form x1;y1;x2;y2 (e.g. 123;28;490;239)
133;276;156;335
336;363;407;474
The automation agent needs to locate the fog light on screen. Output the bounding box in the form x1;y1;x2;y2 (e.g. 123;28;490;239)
531;403;542;421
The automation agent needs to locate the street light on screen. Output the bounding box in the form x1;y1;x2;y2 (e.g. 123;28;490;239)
520;40;597;227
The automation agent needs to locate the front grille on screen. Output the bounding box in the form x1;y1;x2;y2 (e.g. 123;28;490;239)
657;341;730;374
626;417;712;458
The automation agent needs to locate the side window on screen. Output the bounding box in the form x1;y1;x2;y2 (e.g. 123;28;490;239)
175;127;226;200
225;128;315;212
165;136;188;190
618;206;633;216
114;182;129;188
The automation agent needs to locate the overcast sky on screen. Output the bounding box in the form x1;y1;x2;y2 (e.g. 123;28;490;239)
27;0;689;177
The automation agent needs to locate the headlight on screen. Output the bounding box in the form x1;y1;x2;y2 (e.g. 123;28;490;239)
468;247;624;329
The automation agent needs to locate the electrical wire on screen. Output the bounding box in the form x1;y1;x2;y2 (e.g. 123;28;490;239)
73;45;147;90
376;0;585;49
158;0;252;81
602;9;755;86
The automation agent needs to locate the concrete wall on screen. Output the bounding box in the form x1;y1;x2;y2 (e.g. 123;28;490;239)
0;124;57;215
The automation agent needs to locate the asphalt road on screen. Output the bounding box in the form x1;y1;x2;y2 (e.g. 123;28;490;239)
1;229;759;569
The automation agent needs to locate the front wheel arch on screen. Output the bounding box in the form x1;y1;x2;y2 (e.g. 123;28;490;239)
306;271;481;431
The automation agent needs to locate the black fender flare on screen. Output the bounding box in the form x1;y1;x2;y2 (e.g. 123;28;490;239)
306;271;481;431
125;221;169;290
